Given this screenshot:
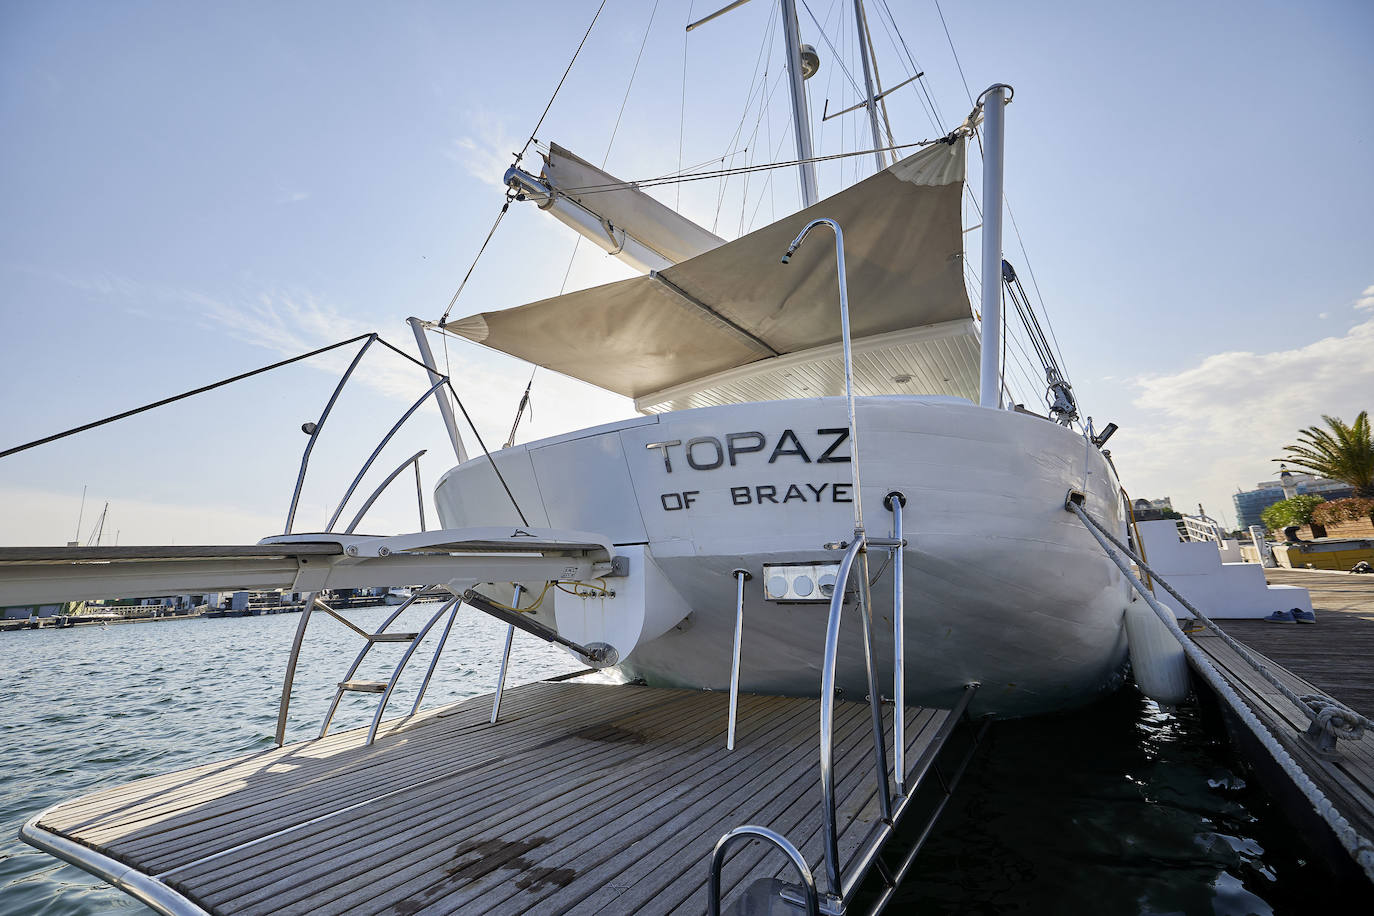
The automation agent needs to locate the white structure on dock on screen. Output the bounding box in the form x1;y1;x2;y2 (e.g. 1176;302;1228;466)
1135;520;1312;619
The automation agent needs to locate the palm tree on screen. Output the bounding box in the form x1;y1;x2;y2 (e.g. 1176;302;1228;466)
1276;411;1374;498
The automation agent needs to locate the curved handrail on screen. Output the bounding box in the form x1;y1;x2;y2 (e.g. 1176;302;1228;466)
708;825;819;916
325;377;446;532
342;449;427;534
285;334;377;534
818;532;895;900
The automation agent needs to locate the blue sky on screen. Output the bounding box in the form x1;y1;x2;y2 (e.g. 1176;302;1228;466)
2;0;1371;543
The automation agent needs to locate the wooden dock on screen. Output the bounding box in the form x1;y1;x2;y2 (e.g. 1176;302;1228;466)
25;680;963;915
1187;568;1374;887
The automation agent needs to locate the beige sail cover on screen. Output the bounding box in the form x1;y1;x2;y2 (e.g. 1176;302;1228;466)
447;139;971;399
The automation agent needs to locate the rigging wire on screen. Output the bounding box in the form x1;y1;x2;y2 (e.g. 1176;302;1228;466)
1;333;373;460
925;0;1073;395
875;0;946;130
1005;202;1071;382
744;103;793;231
439;202;510;327
678;1;695;211
557;0;662;294
713;2;779;233
932;0;974;108
548;135;951;198
736;69;787;235
813;0;843;195
514;0;610;167
800;0;868;106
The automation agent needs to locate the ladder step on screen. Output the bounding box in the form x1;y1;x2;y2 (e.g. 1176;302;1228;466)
368;632;419;642
338;680;388;693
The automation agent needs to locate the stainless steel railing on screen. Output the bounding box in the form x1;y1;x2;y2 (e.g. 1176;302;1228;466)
711;492;930;915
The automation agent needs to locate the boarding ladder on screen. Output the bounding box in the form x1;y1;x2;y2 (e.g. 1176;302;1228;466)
708;494;986;916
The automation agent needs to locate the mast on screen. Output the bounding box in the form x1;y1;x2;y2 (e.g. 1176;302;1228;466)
780;0;819;207
687;0;819;207
978;85;1008;409
852;0;886;172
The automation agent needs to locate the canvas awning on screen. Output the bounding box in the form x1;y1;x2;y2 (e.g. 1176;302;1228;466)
447;139;973;400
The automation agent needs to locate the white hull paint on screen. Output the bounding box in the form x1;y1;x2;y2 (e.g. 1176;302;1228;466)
435;396;1131;717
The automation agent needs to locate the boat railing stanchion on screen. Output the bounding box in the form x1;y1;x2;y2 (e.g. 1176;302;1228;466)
365;595;462;745
319;586;432;738
284;335;377;534
323;377;448;532
818;536;864;902
856;543;894;823
410;592;462;715
885;491;908;794
727;569;751;750
490;584;524;725
275;589;320;746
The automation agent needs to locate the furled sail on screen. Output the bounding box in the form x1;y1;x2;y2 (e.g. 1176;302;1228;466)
542;143;727;265
451;138;975;405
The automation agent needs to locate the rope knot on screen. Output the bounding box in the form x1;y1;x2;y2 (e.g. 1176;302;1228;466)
1302;694;1368;741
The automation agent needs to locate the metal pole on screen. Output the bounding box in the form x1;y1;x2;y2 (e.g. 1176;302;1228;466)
275;590;319;746
886;492;906;793
413;457;427;532
727;569;750;750
978;85;1007;409
411;594;462;715
285;335;376;533
342;449;427;534
852;0;887;172
856;549;893;822
325;379;446;532
780;0;819;207
819;537;865;898
407;317;468;464
490;584;523;724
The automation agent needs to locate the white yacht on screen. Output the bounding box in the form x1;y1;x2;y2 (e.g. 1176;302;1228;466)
425;94;1130;719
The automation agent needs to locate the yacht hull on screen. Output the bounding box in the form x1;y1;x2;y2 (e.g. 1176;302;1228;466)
436;396;1130;717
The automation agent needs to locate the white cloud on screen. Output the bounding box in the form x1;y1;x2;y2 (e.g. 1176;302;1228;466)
1119;314;1374;524
1357;284;1374;311
278;190;310;204
447;113;523;194
193;288;633;450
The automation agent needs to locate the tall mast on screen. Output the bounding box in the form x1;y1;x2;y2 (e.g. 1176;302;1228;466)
852;0;886;172
780;0;819;207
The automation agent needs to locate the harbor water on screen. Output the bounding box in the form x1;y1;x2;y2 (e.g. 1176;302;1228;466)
0;609;1342;914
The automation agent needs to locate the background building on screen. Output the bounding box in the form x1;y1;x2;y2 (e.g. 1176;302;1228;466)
1232;473;1354;530
1131;497;1178;521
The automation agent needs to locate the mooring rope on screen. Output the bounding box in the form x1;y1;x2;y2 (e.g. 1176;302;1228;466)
1067;501;1374;879
1077;505;1372;740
